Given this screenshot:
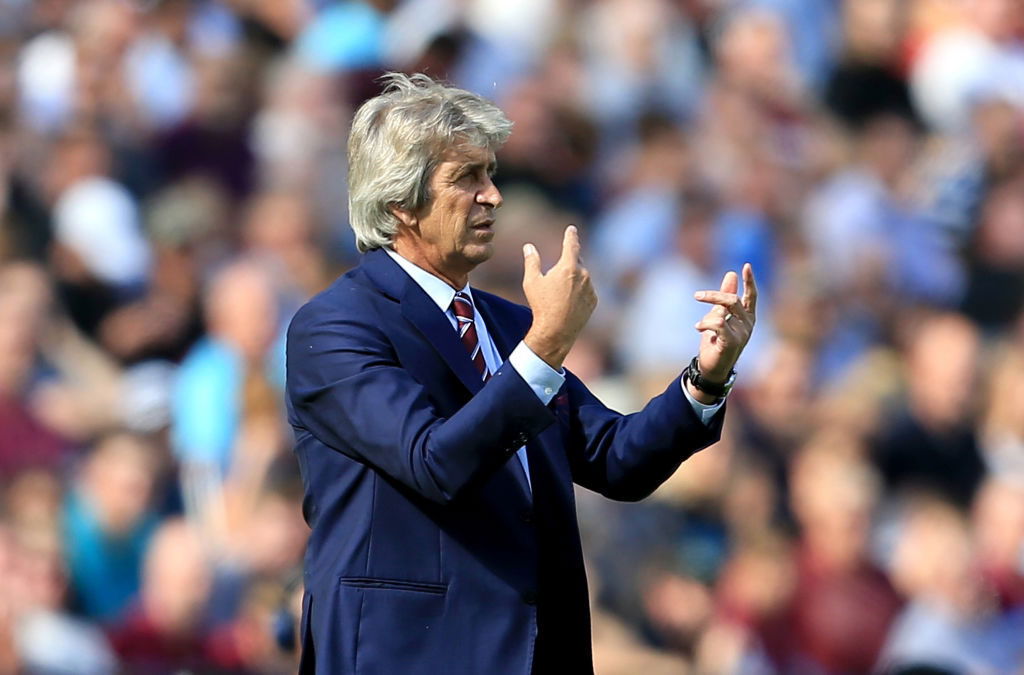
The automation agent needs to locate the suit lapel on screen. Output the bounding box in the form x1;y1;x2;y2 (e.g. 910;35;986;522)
399;287;485;395
361;250;537;503
361;249;484;395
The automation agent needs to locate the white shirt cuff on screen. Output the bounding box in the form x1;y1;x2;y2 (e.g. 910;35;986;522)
509;341;565;405
681;378;726;425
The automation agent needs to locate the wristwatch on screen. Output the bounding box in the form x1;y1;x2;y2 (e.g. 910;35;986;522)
684;356;736;400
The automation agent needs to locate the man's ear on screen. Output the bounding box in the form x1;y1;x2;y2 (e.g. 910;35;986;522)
389;203;417;229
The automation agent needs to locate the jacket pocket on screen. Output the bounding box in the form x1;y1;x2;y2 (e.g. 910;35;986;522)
339;576;447;595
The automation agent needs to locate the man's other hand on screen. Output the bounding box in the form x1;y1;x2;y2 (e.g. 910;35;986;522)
693;263;758;383
522;225;598;370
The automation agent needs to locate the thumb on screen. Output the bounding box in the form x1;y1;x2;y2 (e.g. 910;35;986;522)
523;243;542;281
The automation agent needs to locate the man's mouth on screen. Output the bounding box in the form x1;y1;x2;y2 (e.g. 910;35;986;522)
471;220;494;231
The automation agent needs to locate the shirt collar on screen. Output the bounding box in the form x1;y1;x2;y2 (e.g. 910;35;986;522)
385;248;472;313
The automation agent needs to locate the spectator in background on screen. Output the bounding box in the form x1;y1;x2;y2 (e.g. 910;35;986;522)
2;512;118;675
591;113;693;310
881;495;1024;673
205;459;307;672
1;464;117;675
784;436;901;672
959;170;1024;331
122;0;197;133
973;475;1024;607
729;337;817;527
802;106;967;381
156;48;259;201
0;262;69;475
48;128;152;342
980;340;1024;475
62;432;160;622
97;178;228;365
615;187;725;398
702;532;796;673
909;0;1024;134
577;0;705;143
172;258;287;555
106;518;222;673
240;189;335;298
293;0;394;74
873;312;987;507
250;57;350;248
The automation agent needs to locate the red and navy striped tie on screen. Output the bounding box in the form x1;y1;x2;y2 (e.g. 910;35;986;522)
452;291;490;382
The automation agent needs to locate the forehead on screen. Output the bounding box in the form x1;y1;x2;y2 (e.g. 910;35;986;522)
436;144;495;169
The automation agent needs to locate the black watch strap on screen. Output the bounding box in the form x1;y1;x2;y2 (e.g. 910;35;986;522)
684;356;736;399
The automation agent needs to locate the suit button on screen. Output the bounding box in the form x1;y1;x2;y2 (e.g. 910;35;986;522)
522;590;537;605
521;510;534;524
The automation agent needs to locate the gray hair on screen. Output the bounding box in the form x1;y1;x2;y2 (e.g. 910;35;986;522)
347;73;513;252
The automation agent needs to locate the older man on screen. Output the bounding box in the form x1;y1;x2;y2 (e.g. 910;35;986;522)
286;73;756;674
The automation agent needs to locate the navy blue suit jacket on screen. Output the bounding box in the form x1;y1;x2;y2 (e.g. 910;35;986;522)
285;248;725;674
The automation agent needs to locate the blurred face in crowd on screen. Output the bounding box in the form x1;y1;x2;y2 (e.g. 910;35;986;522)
907;314;980;430
859;114;918;186
716;537;796;619
4;469;61;531
790;441;877;570
206;261;279;362
143;520;212;635
193;53;252;126
244;192;315;254
891;499;977;608
81;433;157;537
976;178;1024;267
973;477;1024;570
843;0;903;60
14;528;66;612
716;8;792;92
972;100;1022;170
243;493;308;575
392;144;503;288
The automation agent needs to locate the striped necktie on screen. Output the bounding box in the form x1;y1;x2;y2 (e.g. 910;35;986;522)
451;291;489;382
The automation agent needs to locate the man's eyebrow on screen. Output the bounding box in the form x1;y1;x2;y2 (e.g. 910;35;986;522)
451;160;498;177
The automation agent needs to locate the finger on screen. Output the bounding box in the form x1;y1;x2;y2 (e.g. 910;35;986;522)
694;316;726;333
558;224;581;267
694;290;740;309
742;263;758;314
523;243;542;280
720;270;738;295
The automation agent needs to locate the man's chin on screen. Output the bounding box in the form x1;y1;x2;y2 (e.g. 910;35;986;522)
463;242;495;266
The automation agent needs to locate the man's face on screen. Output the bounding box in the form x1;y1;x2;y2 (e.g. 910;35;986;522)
396;144;503;286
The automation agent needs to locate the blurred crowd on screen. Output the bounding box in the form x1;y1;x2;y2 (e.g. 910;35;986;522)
0;0;1023;673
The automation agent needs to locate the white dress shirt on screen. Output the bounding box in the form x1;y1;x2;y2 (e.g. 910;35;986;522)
385;249;724;491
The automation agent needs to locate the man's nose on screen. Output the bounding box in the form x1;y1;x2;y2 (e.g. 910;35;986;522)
477;176;503;209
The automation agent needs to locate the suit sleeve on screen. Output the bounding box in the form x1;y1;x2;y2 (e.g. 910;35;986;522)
286;301;556;505
562;370;725;502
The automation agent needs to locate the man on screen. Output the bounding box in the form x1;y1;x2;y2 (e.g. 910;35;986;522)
285;73;756;674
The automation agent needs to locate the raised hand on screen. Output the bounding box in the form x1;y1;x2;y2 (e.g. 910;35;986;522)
693;263;757;382
522;225;598;369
